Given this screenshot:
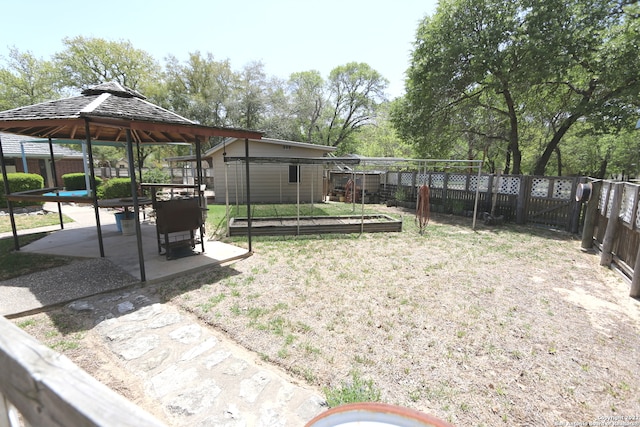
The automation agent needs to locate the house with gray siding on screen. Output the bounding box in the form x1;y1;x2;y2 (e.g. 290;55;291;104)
204;138;336;204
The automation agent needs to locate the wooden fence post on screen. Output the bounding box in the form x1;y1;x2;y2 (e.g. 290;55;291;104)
600;182;623;266
581;181;602;251
630;250;640;298
516;175;528;225
442;172;449;213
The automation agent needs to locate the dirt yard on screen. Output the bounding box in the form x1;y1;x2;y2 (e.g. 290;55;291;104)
16;209;640;426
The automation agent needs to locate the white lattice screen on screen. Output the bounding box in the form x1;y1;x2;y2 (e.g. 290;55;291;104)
400;172;413;186
416;173;429;186
469;175;490;192
620;184;635;223
553;179;573;199
387;172;398;185
499;176;520;195
430;173;445;189
448;174;467;190
531;178;549;198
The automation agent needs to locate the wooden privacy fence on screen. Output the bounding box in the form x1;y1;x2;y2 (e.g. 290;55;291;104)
0;316;164;427
582;180;640;297
377;172;584;232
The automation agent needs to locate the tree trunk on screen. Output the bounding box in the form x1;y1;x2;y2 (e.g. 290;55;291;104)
502;86;521;175
533;114;579;175
597;159;608;180
534;80;596;176
555;146;562;176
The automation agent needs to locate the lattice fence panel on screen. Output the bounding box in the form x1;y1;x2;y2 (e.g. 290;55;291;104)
499;176;520;195
599;182;610;215
635;195;640;230
531;178;549;198
416;173;429;186
400;172;414;186
387;172;398;185
552;179;573;200
469;175;489;192
430;173;445;189
620;184;636;224
606;185;616;218
448;174;467;191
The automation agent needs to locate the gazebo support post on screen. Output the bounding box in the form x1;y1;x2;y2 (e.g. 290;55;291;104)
47;137;64;229
84;120;104;258
0;135;19;251
126;129;146;282
195;137;205;253
245;138;252;253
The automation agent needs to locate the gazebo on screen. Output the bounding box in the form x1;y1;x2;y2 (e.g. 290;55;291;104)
0;82;262;281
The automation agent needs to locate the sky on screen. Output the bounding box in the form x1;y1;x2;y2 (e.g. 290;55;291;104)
0;0;439;99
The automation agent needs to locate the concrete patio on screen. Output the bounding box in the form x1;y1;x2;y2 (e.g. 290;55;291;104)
0;202;250;317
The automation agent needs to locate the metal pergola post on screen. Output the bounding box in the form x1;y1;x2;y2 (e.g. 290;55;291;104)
0;135;19;250
125;129;145;282
85;119;104;258
47;137;64;229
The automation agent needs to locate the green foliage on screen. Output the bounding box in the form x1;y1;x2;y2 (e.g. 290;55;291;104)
323;371;382;407
394;187;409;202
100;178;132;199
322;62;388;147
54;36;160;91
0;47;62;110
396;0;640;176
0;173;44;208
142;168;170;184
61;173;102;191
347;102;416;158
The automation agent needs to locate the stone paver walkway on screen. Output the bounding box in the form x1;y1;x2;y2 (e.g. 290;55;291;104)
69;286;326;426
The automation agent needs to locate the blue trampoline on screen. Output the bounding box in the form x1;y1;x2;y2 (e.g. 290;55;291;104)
43;190;89;197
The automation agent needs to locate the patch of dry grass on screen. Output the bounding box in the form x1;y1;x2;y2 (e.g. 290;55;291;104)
159;209;640;426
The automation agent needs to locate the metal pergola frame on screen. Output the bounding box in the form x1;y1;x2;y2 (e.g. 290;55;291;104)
223;153;484;249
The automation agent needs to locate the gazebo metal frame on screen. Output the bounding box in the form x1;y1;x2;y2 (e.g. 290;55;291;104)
0;82;262;281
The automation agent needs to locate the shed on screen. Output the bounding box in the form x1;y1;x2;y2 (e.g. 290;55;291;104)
0;132;84;187
205;138;336;204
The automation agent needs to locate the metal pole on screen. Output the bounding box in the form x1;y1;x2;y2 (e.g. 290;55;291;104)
297;164;300;235
47;137;64;229
195;137;205;253
472;161;483;230
126;129;146;282
244;138;252;253
224;156;230;237
20;142;28;172
0;136;19;250
85;120;104;257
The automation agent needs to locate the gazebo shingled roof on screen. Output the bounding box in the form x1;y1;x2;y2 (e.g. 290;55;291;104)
0;81;262;143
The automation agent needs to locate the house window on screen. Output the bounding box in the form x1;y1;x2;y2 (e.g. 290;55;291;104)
289;165;300;183
283;145;291;150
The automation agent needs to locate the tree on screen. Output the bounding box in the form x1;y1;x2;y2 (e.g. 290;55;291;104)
54;36;160;91
287;71;325;143
0;47;62;110
529;0;640;175
345;102;416;158
322;62;388;147
395;0;640;176
228;61;268;130
163;51;236;130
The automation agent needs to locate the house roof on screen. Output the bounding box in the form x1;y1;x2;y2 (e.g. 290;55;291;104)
0;132;83;159
204;137;336;157
0;82;262;144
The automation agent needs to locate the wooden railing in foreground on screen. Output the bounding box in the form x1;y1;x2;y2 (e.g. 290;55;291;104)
0;316;165;427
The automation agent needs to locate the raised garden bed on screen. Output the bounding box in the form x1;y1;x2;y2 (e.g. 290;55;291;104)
228;214;402;236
